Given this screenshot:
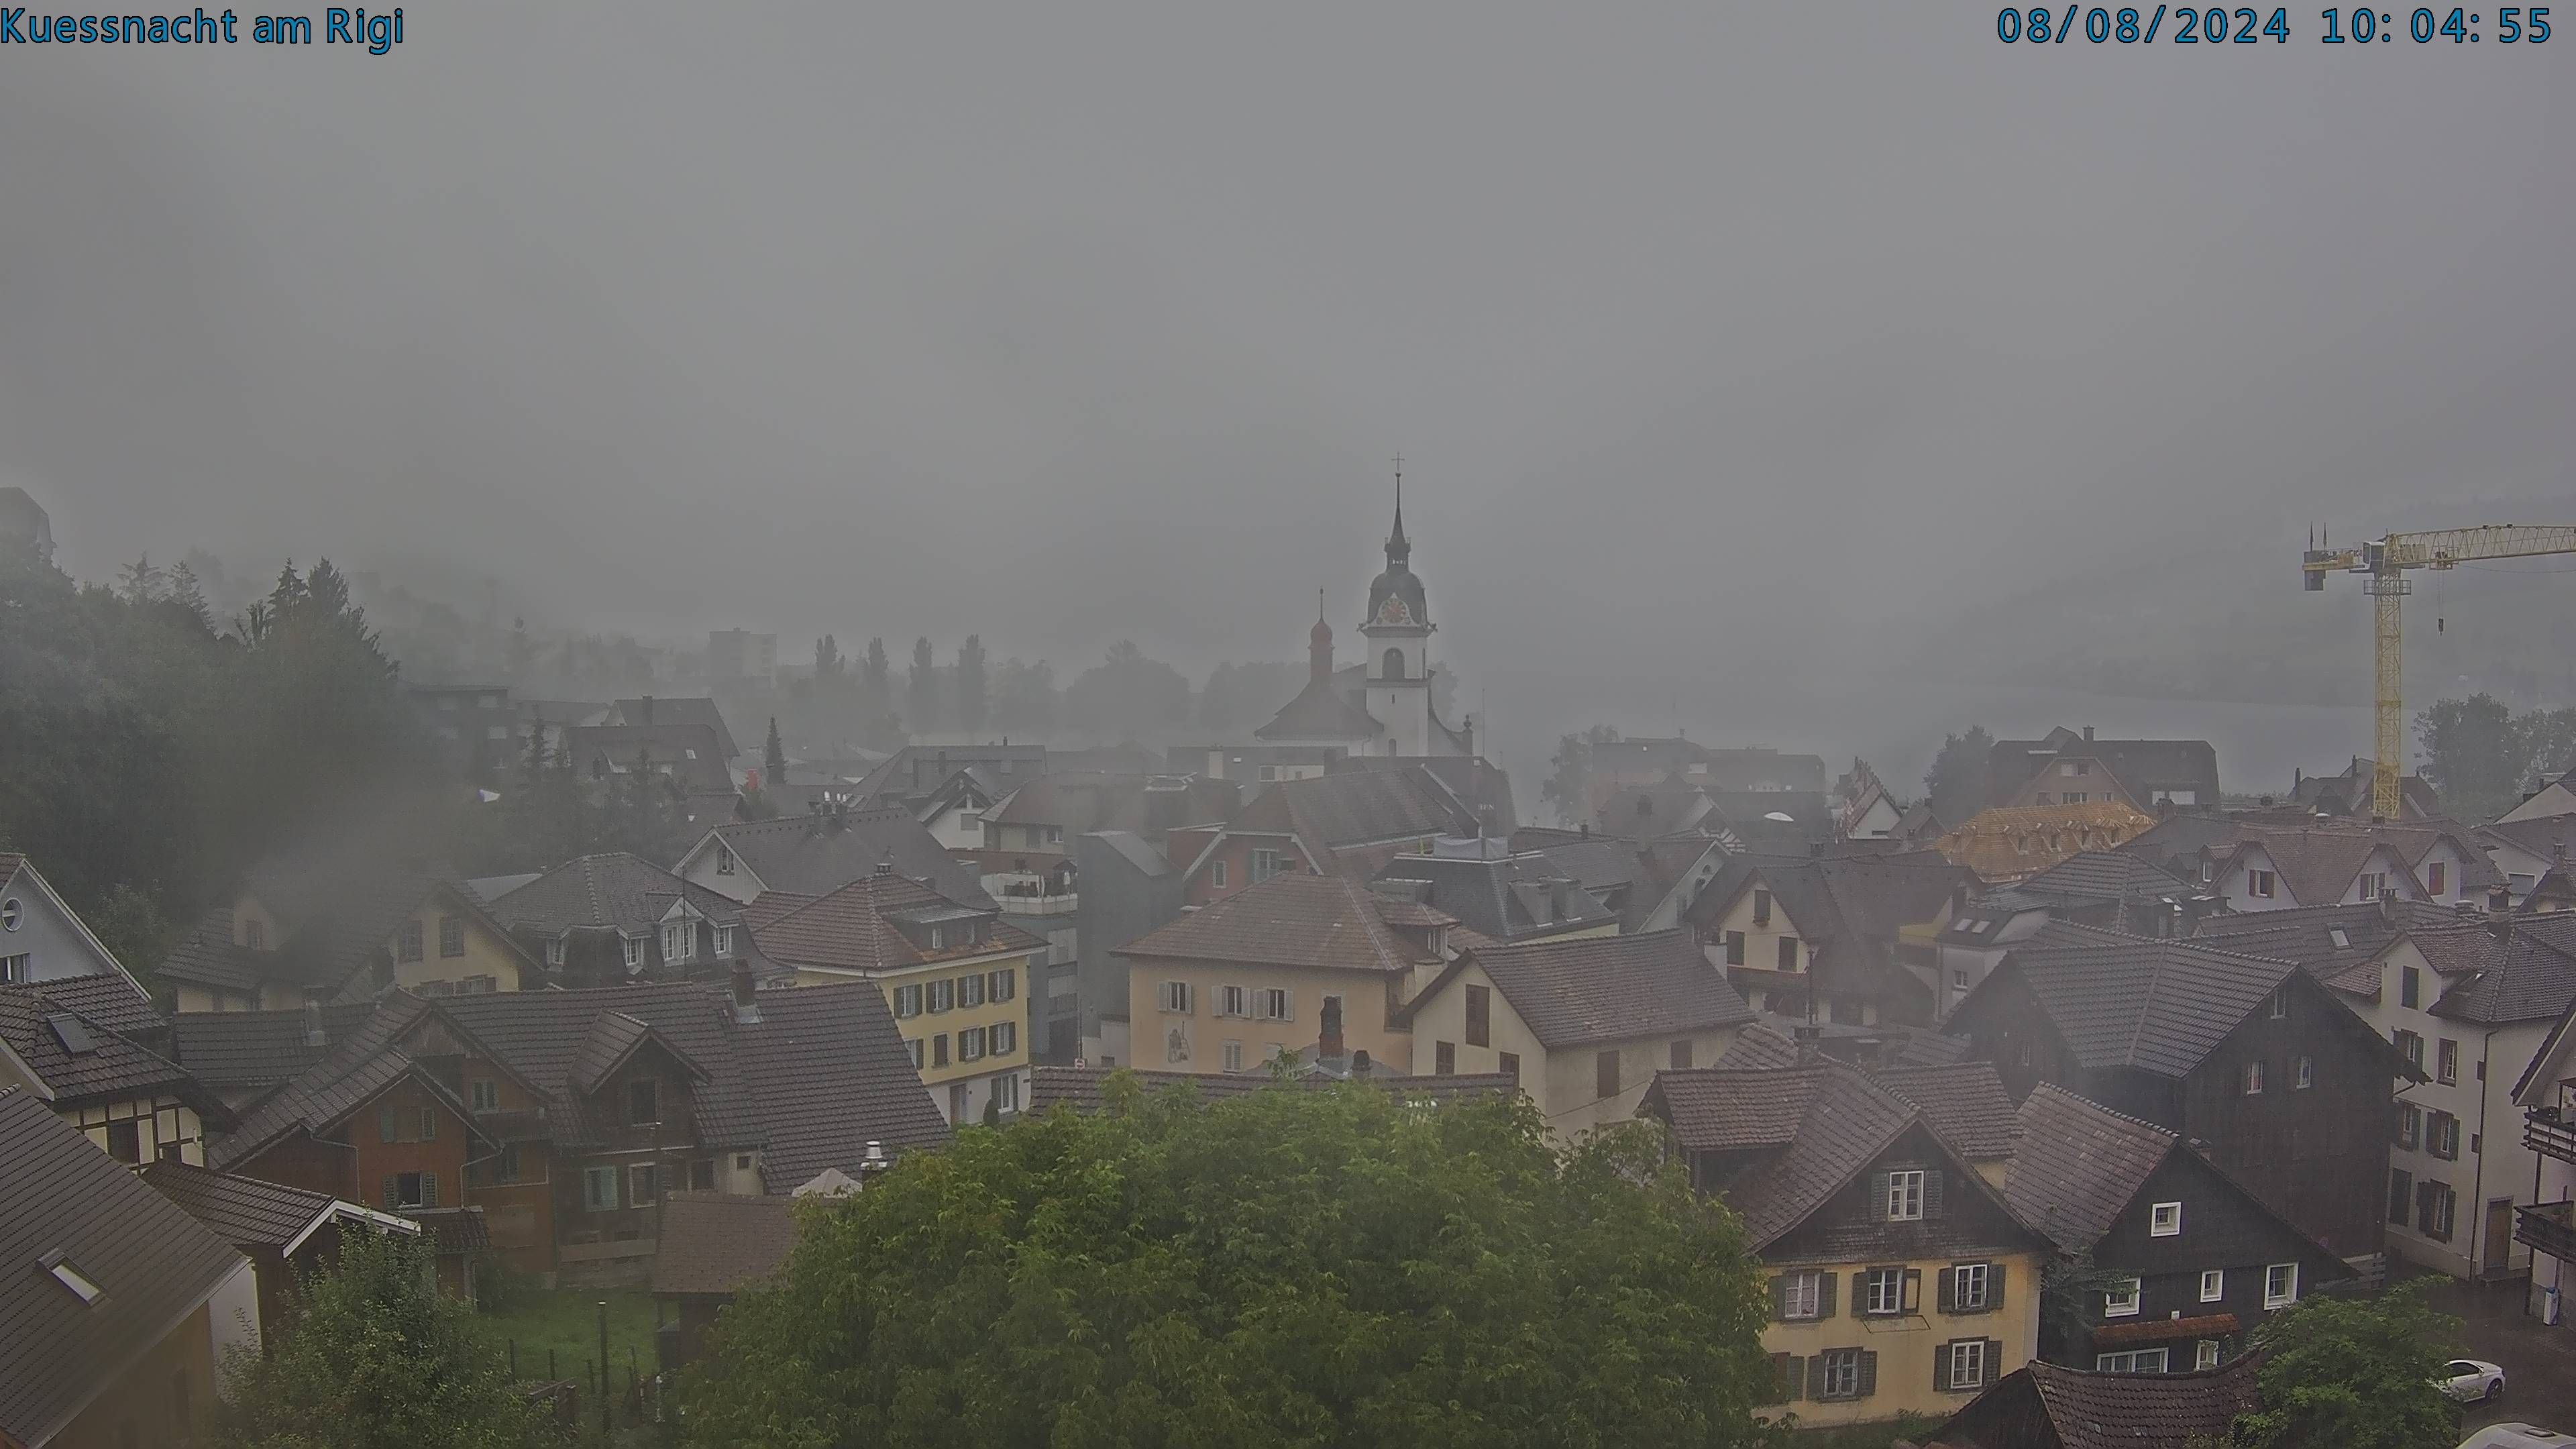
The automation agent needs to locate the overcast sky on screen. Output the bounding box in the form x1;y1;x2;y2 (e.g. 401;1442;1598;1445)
3;3;2569;780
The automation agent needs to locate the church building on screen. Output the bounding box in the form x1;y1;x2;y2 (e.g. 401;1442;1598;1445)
1256;482;1474;759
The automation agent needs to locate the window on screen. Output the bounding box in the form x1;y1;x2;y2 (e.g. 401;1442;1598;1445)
1723;931;1746;965
385;1171;438;1209
2267;987;2290;1020
1816;1348;1864;1400
988;969;1016;1002
1258;765;1277;783
493;1143;525;1184
2249;869;2277;899
2387;1169;2414;1227
1254;987;1291;1021
2329;928;2351;949
1217;983;1248;1018
621;936;644;972
1497;1051;1520;1083
930;1034;950;1067
544;937;567;968
689;1158;714;1191
2063;792;2089;804
2428;1111;2461;1161
1596;1050;1621;1101
2096;1348;2168;1374
1944;1338;1988;1391
663;920;691;963
470;1079;498;1112
629;1079;659;1124
2202;859;2216;883
2418;1181;2458;1241
2358;871;2387;901
2428;861;2447;895
714;924;737;959
2150;1201;2182;1236
2295;1055;2314;1089
1777;936;1800;971
397;920;424;962
735;1153;753;1170
990;1020;1015;1055
105;1119;142;1163
1670;1039;1694;1070
629;1163;657;1206
994;1073;1020;1114
2197;1340;2222;1371
929;977;956;1013
584;1166;620;1212
1864;1267;1906;1316
438;915;466;957
2104;1277;2142;1317
1886;1169;1926;1222
1752;890;1772;926
244;918;267;951
716;847;735;875
926;925;945;951
1222;1040;1244;1073
2396;1102;2421;1150
1250;849;1282;883
1436;1040;1456;1074
1465;985;1491;1046
1949;1263;1991;1311
45;1254;103;1306
960;972;985;1008
1780;1271;1824;1320
894;984;922;1018
2200;1269;2225;1303
2400;967;2421;1008
2265;1262;2300;1306
0;954;21;983
904;1038;923;1070
1159;981;1193;1014
2436;1038;2459;1085
959;1026;987;1062
2241;1060;2264;1095
1210;861;1228;889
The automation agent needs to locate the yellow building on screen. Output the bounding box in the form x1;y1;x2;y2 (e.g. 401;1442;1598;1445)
1115;871;1453;1076
1395;930;1752;1140
1684;853;1975;1027
1641;1056;2050;1429
1937;802;2157;885
161;863;537;1012
747;867;1040;1123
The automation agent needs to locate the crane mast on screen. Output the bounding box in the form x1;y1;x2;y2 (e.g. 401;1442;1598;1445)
2302;525;2576;819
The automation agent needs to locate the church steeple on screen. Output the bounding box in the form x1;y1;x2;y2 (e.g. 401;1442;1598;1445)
1385;455;1409;568
1309;588;1333;683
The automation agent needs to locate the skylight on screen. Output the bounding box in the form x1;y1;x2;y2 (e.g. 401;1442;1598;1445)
44;1014;95;1055
2328;928;2350;949
40;1252;103;1306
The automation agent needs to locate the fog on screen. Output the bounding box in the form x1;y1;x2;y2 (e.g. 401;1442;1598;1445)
4;3;2570;793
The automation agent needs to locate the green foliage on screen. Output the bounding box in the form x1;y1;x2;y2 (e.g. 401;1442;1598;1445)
1059;640;1193;743
955;635;987;735
1923;726;1995;825
908;636;939;733
763;716;788;787
1540;724;1620;827
2417;692;2576;821
991;657;1057;735
2229;1281;2459;1449
208;1230;551;1449
682;1080;1782;1449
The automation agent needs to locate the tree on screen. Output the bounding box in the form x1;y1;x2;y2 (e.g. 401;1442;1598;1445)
1541;724;1620;826
765;715;788;787
166;560;211;627
816;633;843;680
955;635;987;735
2226;1279;2459;1449
992;657;1057;735
1923;726;1996;824
908;637;939;733
117;553;165;604
1060;641;1193;742
2416;694;2521;822
205;1228;548;1449
862;637;892;706
682;1079;1783;1449
1198;661;1307;735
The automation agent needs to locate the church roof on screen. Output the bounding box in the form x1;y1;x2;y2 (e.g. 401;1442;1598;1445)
1254;674;1387;743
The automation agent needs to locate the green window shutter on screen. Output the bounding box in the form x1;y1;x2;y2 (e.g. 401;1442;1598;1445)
1857;1349;1878;1399
1924;1168;1945;1219
1770;1275;1789;1321
1988;1261;2008;1311
421;1171;437;1208
1805;1356;1829;1400
1781;1354;1805;1403
382;1175;398;1209
1986;1338;2004;1381
1938;1265;1957;1314
1934;1340;1952;1393
1867;1169;1890;1220
1816;1272;1837;1318
421;1107;435;1141
1849;1271;1868;1317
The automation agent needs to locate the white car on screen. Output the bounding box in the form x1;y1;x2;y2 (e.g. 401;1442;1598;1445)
2438;1358;2507;1405
2456;1426;2567;1449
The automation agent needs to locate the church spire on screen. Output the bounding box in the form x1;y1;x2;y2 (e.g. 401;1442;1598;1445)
1386;454;1410;567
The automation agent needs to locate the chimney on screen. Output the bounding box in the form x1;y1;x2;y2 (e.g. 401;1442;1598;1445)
1578;822;1590;839
2490;885;2515;939
1794;1023;1823;1065
640;694;655;724
861;1140;888;1178
1808;840;1827;858
301;999;326;1049
873;852;895;877
731;960;763;1022
2082;725;2094;743
1319;995;1345;1061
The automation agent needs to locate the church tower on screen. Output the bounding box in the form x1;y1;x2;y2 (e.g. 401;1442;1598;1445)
1360;469;1438;757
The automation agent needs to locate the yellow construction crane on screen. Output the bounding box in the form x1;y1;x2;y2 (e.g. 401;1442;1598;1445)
2303;525;2576;818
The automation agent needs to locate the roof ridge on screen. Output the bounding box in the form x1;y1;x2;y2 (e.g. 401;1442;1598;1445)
2024;1079;2178;1144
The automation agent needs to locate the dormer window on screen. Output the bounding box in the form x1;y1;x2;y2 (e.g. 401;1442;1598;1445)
545;938;567;968
714;925;737;959
663;922;692;963
622;936;645;972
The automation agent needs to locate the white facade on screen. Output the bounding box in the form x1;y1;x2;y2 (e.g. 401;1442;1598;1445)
2206;842;2424;914
0;859;147;988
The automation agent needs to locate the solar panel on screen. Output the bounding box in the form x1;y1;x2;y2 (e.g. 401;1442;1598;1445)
44;1013;95;1055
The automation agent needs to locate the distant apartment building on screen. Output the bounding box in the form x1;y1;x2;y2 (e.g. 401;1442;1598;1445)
707;629;778;683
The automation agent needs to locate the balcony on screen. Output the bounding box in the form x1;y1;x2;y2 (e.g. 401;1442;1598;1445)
2526;1105;2576;1165
2514;1199;2576;1264
985;873;1079;916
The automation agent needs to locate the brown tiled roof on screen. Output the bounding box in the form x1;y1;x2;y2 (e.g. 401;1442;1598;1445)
2414;918;2576;1025
168;1002;378;1091
2022;1354;2263;1449
1229;768;1474;857
1872;1063;2019;1161
2209;822;2471;907
1711;1022;1801;1070
140;1159;410;1251
1938;802;2159;882
606;696;741;761
1026;1065;1518;1116
0;1089;247;1448
1403;930;1751;1049
1;971;160;1037
2017;851;2202;905
747;872;1040;976
1984;936;2296;1078
651;1192;800;1297
405;1205;490;1254
2003;1083;2176;1250
1641;1063;1915;1248
488;853;743;936
702;808;993;908
0;982;201;1107
1118;872;1423;974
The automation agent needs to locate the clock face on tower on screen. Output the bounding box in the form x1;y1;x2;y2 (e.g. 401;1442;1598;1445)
1375;596;1413;625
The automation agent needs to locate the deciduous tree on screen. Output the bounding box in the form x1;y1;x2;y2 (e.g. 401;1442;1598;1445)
2227;1279;2459;1449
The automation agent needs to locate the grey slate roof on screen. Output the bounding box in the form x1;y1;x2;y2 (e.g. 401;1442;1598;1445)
1232;767;1477;856
698;808;994;908
1405;930;1752;1049
1930;1353;2266;1449
0;1088;247;1448
1254;672;1388;742
1991;936;2296;1077
2002;1083;2177;1250
0;971;158;1037
606;696;742;762
2190;900;2438;979
488;853;744;936
1873;1063;2020;1161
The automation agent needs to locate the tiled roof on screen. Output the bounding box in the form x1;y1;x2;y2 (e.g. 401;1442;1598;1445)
2019;1354;2264;1449
2191;900;2431;979
2414;920;2576;1025
1232;767;1475;857
2212;823;2422;907
211;1000;475;1171
1939;802;2161;882
0;971;158;1037
651;1192;800;1297
2002;1083;2176;1250
488;853;743;936
1410;930;1752;1049
748;872;1041;976
1988;733;2220;812
0;1088;247;1448
702;809;994;908
1640;1062;1920;1248
0;981;200;1106
2017;851;2202;905
1992;936;2295;1078
1026;1065;1519;1116
2479;814;2576;862
405;1206;491;1254
606;696;741;761
168;1002;378;1091
1327;756;1519;838
569;722;736;794
160;867;537;1002
1711;1022;1801;1070
1374;853;1619;942
1118;872;1423;974
1872;1064;2019;1161
139;1159;407;1250
1253;673;1388;743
